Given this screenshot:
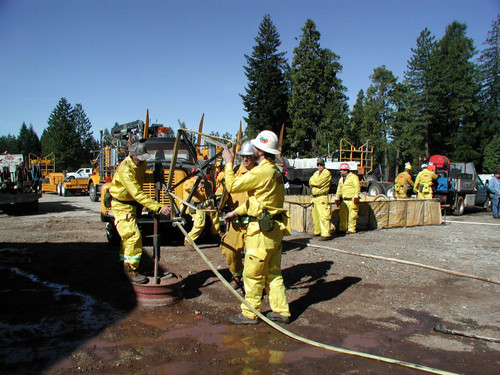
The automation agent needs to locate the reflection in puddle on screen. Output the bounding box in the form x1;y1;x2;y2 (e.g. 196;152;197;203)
2;267;121;367
152;361;199;374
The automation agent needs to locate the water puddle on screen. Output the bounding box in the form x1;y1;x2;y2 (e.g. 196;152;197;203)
1;267;124;367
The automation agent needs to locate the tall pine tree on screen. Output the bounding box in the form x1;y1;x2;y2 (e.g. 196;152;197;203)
288;19;348;157
478;14;500;165
347;89;366;148
73;103;97;164
427;22;481;164
240;14;289;139
0;134;19;154
362;66;398;178
40;98;81;171
404;28;436;158
18;122;41;157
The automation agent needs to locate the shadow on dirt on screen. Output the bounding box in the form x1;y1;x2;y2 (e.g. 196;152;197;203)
181;269;227;299
0;199;87;216
282;261;361;321
0;241;138;375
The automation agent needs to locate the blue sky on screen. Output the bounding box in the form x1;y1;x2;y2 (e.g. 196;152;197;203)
0;0;498;141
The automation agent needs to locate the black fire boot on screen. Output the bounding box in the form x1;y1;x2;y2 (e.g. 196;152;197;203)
124;263;148;284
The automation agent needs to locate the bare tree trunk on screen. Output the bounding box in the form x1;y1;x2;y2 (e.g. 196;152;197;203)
395;148;400;177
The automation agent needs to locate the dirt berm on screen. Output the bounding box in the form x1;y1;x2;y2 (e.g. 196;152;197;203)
0;195;498;375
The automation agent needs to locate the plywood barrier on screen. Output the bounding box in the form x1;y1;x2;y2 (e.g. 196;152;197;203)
284;194;442;233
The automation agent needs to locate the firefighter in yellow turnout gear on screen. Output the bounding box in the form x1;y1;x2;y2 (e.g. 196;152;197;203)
335;163;361;234
414;163;438;199
394;162;414;198
110;140;171;284
183;175;220;247
309;158;332;240
223;130;291;325
220;141;256;289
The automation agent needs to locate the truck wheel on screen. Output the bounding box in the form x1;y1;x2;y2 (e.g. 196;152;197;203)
57;183;61;196
368;183;384;196
484;196;492;212
106;222;121;245
62;184;67;197
301;184;312;195
453;196;465;216
385;186;395;198
89;182;98;202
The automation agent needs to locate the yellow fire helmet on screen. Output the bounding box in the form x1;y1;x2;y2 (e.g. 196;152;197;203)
405;162;412;171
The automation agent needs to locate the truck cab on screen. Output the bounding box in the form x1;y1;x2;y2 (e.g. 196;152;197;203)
66;168;92;180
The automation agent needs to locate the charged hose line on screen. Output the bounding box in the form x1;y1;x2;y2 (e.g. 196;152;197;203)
168;191;218;213
291;240;500;286
174;222;461;375
443;219;500;226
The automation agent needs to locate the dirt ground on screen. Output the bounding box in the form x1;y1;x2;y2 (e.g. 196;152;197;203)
0;194;499;375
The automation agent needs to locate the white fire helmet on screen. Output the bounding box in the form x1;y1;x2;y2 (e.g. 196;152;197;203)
251;130;280;155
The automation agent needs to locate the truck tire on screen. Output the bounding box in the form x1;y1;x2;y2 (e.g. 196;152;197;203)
385;186;395;198
484;196;492;212
62;184;67;197
453;196;465;216
368;182;384;196
57;183;62;196
301;184;312;195
106;222;121;245
89;182;98;202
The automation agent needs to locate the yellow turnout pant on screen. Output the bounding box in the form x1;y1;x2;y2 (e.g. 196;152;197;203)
220;222;245;277
339;200;359;233
417;184;433;199
394;184;408;198
241;222;290;319
311;195;331;237
114;212;142;270
186;210;220;242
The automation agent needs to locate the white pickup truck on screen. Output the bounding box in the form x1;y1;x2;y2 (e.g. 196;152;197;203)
66;168;92;180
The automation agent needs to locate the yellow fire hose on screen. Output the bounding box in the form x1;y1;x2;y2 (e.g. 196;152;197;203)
174;222;461;375
289;240;500;285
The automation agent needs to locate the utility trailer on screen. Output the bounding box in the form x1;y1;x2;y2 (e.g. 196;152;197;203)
0;153;42;212
58;177;90;196
30;153;65;194
430;155;489;215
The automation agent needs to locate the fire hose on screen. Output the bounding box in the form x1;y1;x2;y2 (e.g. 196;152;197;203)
434;324;500;343
291;240;500;285
173;221;461;375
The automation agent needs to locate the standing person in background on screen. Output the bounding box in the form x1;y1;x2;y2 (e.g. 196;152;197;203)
222;130;291;325
214;161;225;196
334;163;360;234
488;171;500;219
394;162;414;198
183;175;220;249
309;158;332;240
110;140;171;284
220;141;256;289
414;163;438;199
